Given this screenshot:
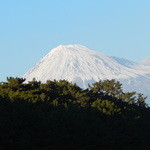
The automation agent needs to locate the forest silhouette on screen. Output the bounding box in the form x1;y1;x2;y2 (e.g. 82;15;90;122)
0;77;149;150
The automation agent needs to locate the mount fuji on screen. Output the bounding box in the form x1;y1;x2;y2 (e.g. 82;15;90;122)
24;45;150;104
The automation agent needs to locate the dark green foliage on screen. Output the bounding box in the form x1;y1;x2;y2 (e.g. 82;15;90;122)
0;77;149;150
90;79;123;98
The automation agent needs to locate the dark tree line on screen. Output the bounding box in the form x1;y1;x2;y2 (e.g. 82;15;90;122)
0;77;149;150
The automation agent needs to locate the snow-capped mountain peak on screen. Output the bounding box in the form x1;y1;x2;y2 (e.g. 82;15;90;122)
24;45;150;103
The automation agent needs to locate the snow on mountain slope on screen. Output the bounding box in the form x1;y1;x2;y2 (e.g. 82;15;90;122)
24;45;150;103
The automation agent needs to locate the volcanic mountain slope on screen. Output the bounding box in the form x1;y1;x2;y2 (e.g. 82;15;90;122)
24;45;150;103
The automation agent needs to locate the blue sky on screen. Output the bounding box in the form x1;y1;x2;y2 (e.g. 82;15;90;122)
0;0;150;81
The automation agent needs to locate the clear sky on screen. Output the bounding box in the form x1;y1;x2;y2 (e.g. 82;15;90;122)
0;0;150;81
